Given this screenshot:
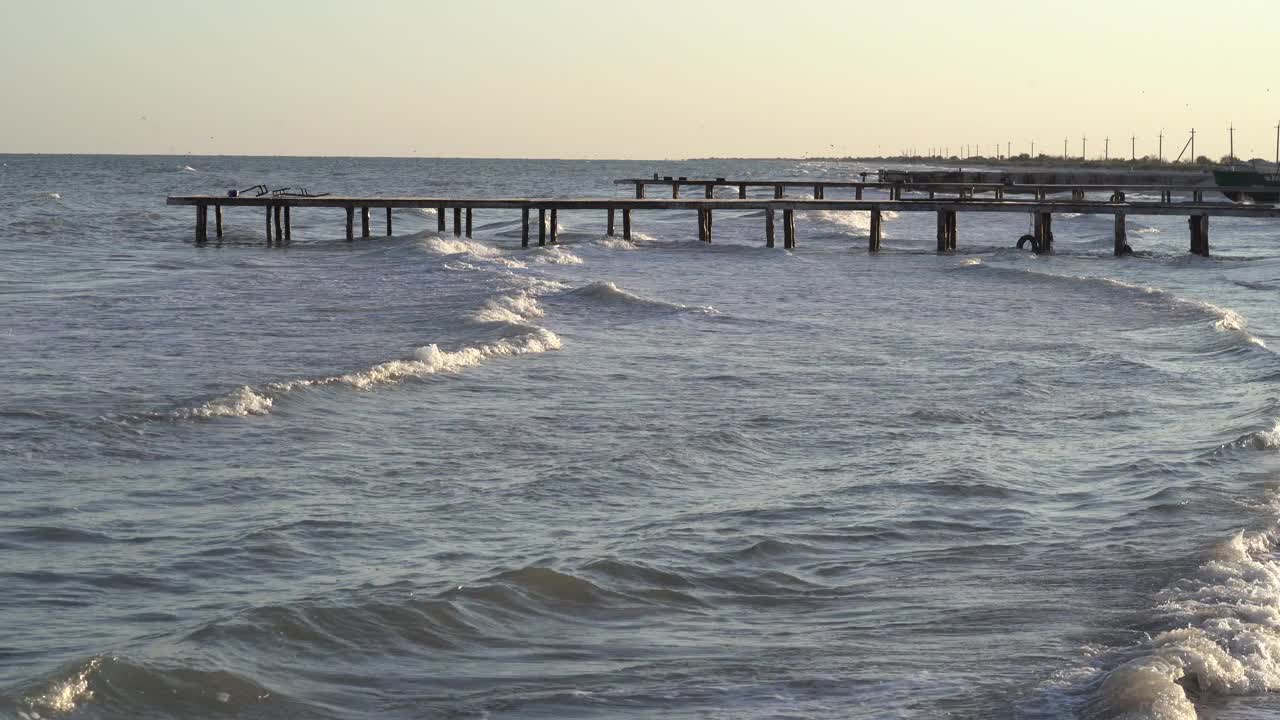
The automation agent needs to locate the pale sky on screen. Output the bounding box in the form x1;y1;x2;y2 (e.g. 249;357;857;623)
3;0;1278;159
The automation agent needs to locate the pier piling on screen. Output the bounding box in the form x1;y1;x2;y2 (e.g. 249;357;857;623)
214;205;222;239
466;208;473;239
522;208;530;247
1190;214;1210;256
345;207;354;241
360;207;370;238
274;205;284;244
738;184;747;199
195;204;207;244
385;207;392;236
285;206;292;242
550;209;558;244
623;209;632;240
870;209;882;252
1114;214;1127;256
783;209;796;249
453;207;462;237
765;208;775;248
538;208;546;246
437;206;445;233
607;208;615;237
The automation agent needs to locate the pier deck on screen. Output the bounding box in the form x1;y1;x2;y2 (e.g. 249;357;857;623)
168;194;1280;256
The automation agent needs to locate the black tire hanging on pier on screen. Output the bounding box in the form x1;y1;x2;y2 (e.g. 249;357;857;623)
1017;234;1041;253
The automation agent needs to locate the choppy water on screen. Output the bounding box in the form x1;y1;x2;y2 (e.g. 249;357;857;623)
4;155;1280;719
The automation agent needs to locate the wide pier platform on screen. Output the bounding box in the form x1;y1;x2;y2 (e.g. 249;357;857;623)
169;182;1280;257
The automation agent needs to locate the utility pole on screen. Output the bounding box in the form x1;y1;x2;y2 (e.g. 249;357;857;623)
1031;140;1035;157
1104;137;1109;161
1063;137;1068;159
1229;123;1234;162
1158;131;1164;162
1082;135;1087;160
1190;128;1195;163
1131;135;1136;161
1006;141;1011;159
1275;121;1279;169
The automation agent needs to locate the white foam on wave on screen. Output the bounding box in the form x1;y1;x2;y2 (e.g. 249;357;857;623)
470;290;546;325
24;657;98;715
417;236;527;269
1231;419;1280;450
527;246;584;265
1091;513;1280;719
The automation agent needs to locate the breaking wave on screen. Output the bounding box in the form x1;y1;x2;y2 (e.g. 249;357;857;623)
1088;519;1280;719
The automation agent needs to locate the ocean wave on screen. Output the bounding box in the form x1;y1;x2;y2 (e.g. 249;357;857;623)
1089;523;1280;719
961;265;1268;349
9;655;304;719
469;290;546;325
415;236;527;269
527;246;583;265
1229;420;1280;450
176;327;560;419
565;281;718;314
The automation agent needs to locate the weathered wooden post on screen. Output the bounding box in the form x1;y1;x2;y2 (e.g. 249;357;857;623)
855;185;864;200
703;209;713;242
284;205;292;242
672;182;680;199
345;206;354;241
1038;212;1053;253
623;209;632;240
697;208;706;242
765;208;775;248
266;205;274;243
274;204;283;244
550;209;558;244
386;207;392;236
783;208;795;249
195;204;207;244
452;207;462;237
1193;190;1204;203
936;210;948;252
607;208;615;237
538;208;546;246
361;207;370;238
738;184;747;199
774;184;784;199
437;206;446;233
1190;214;1210;256
635;182;645;199
946;210;957;250
704;184;713;199
814;184;824;200
521;207;530;248
214;205;223;239
1114;214;1127;256
869;208;882;252
465;208;473;238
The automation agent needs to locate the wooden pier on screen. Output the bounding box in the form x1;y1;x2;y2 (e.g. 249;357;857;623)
168;191;1280;257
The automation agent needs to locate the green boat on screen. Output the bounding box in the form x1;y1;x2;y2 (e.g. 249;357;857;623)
1214;168;1280;202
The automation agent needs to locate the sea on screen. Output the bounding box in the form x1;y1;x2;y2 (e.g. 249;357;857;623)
4;155;1280;720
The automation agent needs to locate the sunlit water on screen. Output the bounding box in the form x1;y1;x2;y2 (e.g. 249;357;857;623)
4;155;1280;719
